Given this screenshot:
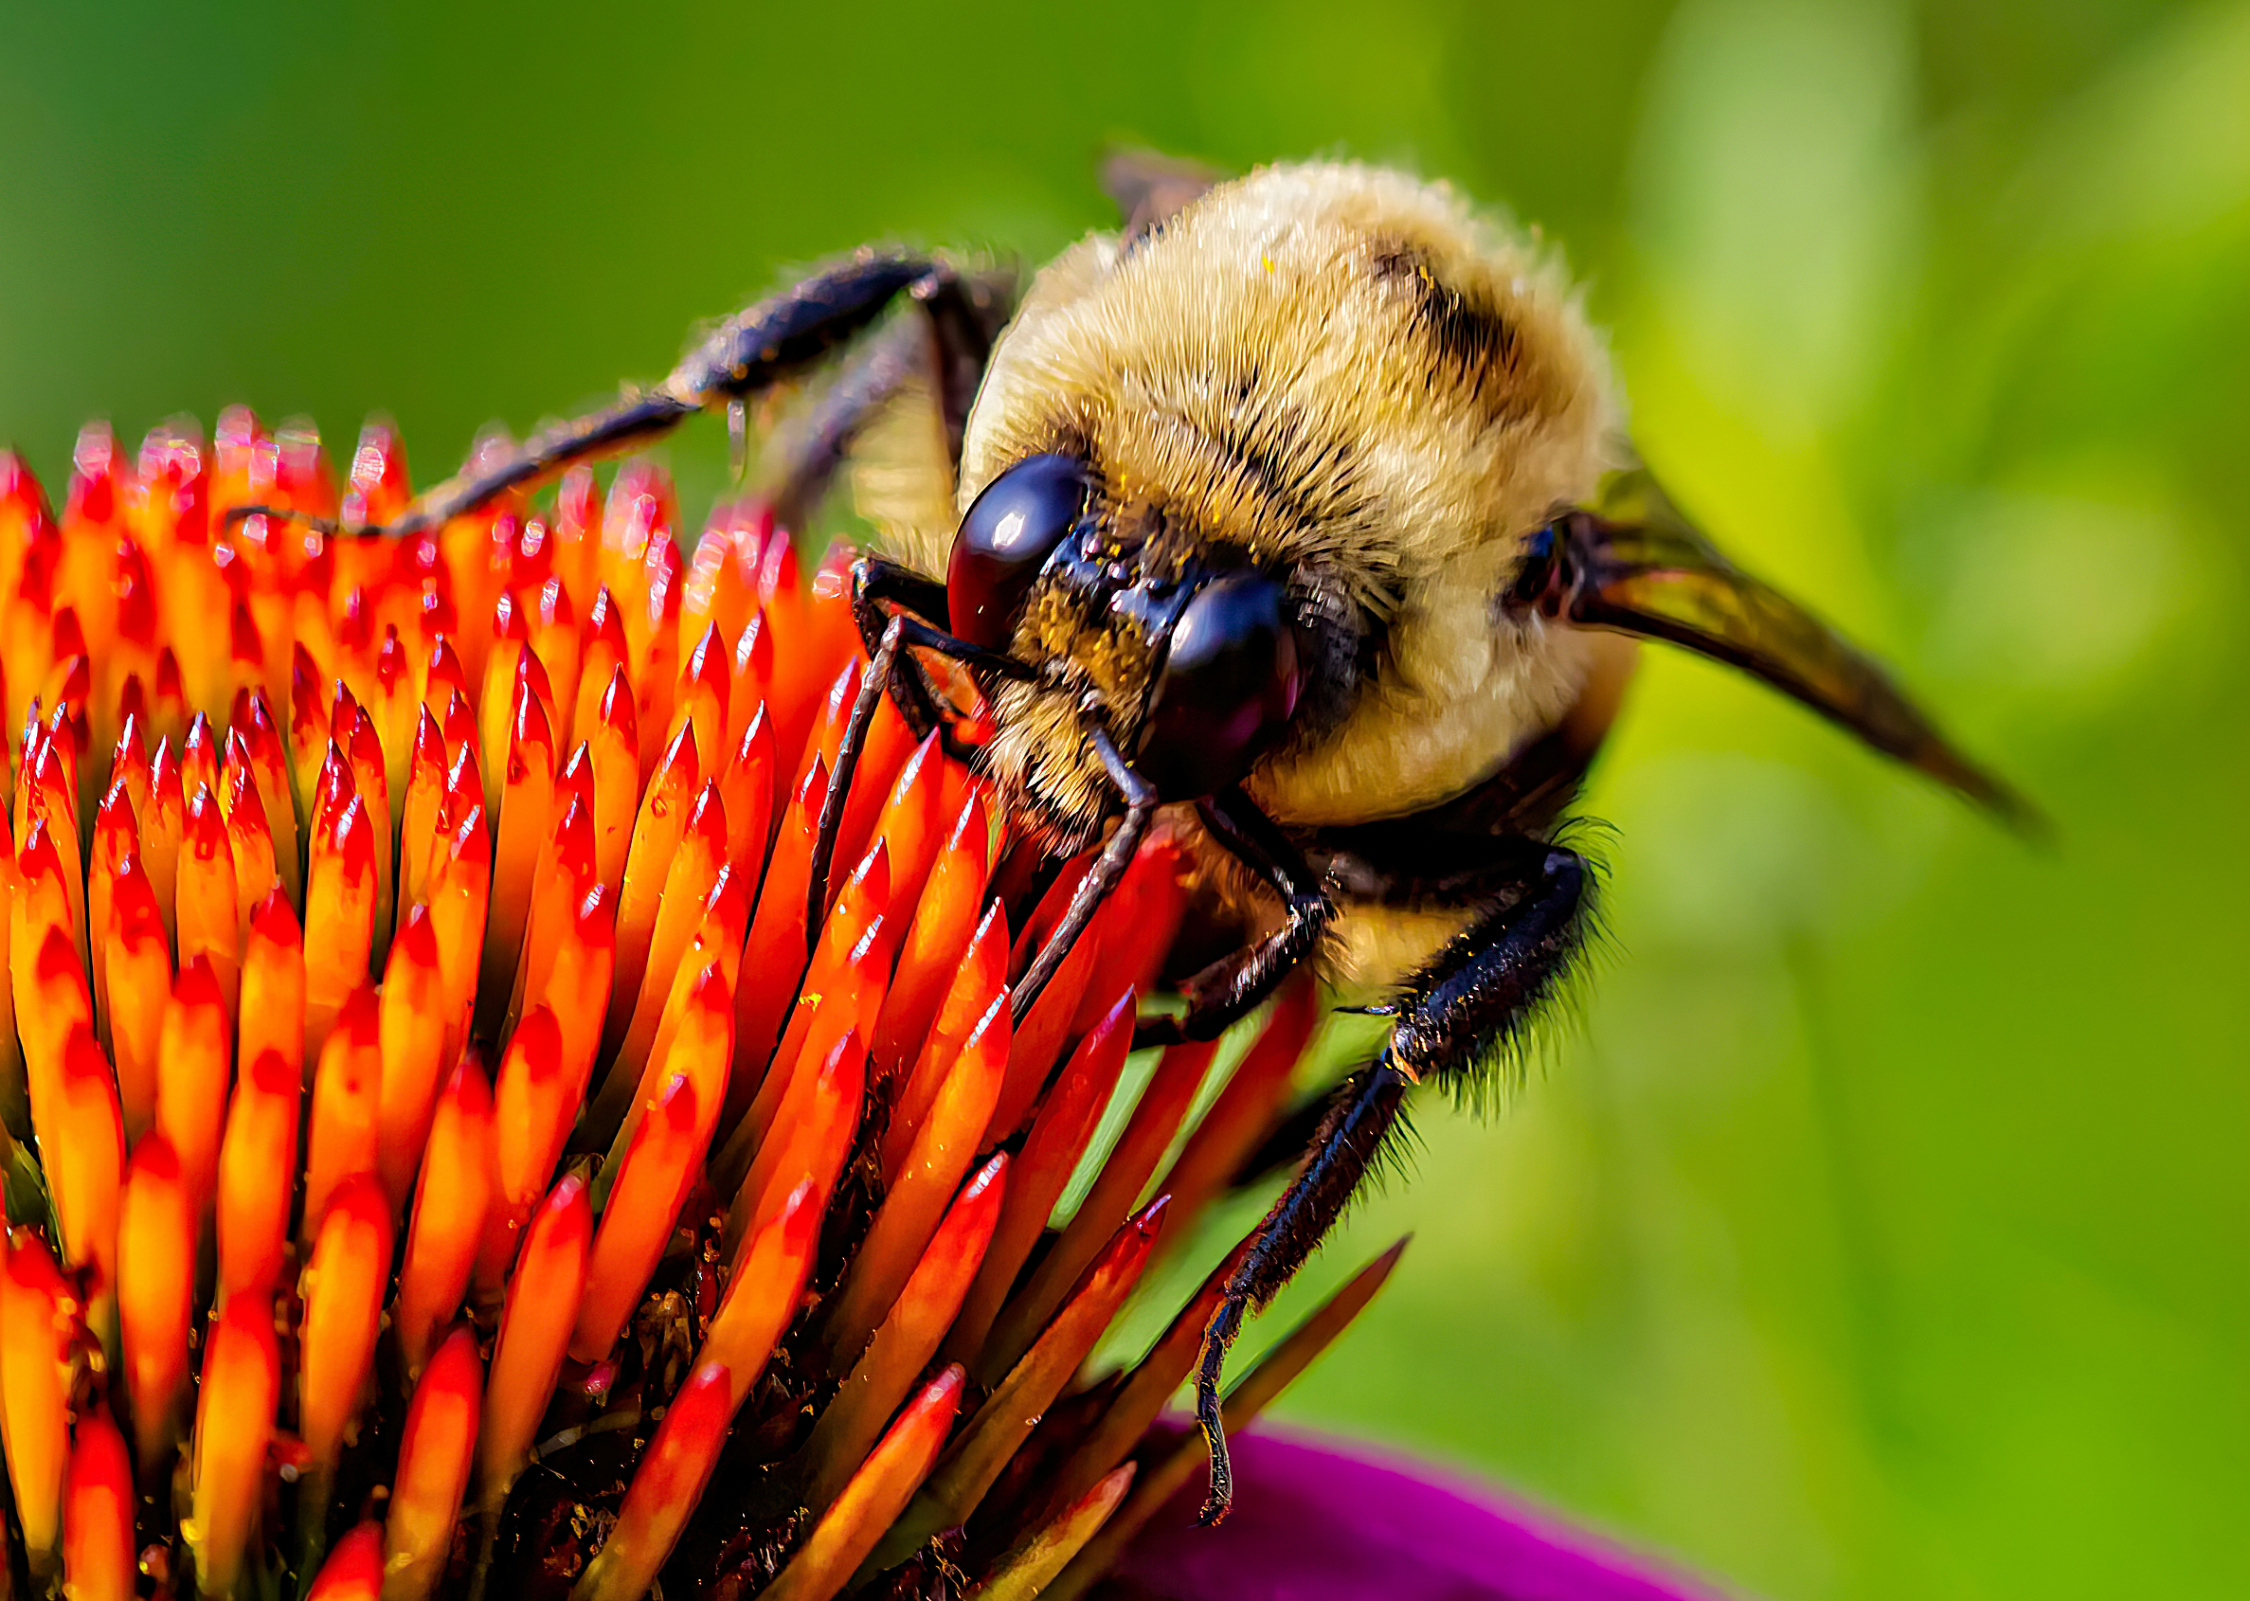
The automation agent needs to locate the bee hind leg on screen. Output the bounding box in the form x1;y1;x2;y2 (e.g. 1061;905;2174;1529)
1193;842;1589;1524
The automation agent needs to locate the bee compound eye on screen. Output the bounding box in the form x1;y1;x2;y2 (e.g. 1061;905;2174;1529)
1139;569;1303;800
946;453;1088;652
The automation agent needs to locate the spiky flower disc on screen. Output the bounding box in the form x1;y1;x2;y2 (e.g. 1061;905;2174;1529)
0;414;1395;1601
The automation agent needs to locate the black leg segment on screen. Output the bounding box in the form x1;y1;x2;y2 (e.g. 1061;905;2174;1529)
911;267;1012;470
1193;840;1590;1523
1193;1058;1406;1519
808;589;1035;934
1386;844;1588;1080
1011;727;1157;1026
765;316;931;532
846;554;1022;764
391;251;939;535
766;262;1012;530
1136;787;1335;1048
664;251;937;407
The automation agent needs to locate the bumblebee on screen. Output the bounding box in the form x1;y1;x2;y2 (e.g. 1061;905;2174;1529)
248;157;2029;1522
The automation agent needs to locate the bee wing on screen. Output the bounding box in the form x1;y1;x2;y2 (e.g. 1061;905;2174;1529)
1564;466;2043;832
1100;148;1221;244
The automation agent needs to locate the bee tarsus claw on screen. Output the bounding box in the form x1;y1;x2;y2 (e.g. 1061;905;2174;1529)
1132;1014;1186;1049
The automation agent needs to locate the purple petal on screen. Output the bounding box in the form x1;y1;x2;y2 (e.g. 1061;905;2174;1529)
1111;1426;1729;1601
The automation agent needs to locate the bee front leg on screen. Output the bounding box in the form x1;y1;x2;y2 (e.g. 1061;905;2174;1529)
1136;787;1334;1048
846;555;975;755
810;591;1033;930
1193;842;1589;1523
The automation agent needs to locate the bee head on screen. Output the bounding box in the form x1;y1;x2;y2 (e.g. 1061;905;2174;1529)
943;161;1620;841
945;451;1317;837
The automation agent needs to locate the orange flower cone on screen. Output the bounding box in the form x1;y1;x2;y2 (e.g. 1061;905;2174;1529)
0;418;1398;1601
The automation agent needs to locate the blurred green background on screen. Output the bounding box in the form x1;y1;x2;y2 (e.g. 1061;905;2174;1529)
3;2;2245;1596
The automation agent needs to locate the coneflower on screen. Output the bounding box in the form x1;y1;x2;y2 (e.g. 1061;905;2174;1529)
0;413;1403;1601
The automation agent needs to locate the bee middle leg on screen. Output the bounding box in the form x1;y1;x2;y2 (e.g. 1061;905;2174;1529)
1135;786;1335;1049
1193;839;1589;1523
765;265;1011;528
